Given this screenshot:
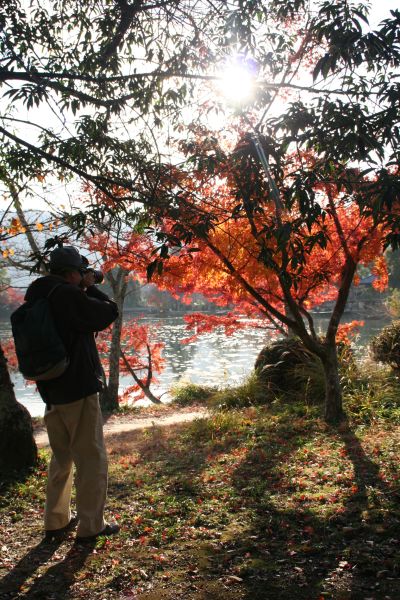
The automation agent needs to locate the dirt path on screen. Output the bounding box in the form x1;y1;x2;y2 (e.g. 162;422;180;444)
34;409;209;447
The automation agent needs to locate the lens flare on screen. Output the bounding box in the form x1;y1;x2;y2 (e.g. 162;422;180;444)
218;55;257;104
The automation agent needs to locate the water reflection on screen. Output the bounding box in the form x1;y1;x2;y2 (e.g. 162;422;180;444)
135;315;270;394
315;313;392;359
0;313;392;417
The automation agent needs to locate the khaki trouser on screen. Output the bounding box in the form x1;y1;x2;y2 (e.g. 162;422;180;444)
44;394;108;537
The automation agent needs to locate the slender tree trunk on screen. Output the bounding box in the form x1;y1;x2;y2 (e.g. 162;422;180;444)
296;328;344;424
139;385;162;404
321;343;344;424
120;347;161;404
101;309;124;412
0;342;37;474
99;268;127;413
284;302;296;337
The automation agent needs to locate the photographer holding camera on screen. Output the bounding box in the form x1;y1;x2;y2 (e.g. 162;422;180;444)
24;245;119;542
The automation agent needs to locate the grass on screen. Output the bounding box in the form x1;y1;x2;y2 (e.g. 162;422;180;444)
172;357;400;426
342;361;400;425
1;395;400;599
208;372;269;409
171;383;217;407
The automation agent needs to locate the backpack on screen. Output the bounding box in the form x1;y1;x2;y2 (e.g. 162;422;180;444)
10;284;69;381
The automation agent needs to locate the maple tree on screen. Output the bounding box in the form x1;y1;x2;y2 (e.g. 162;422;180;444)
102;0;399;423
97;319;165;405
99;141;389;422
84;226;165;409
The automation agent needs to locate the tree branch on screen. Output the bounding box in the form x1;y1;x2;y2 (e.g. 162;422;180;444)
203;236;294;329
98;0;145;65
120;345;161;403
5;180;43;262
0;125;135;201
0;68;354;97
325;256;357;344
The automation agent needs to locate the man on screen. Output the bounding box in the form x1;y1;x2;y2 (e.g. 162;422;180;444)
25;245;119;542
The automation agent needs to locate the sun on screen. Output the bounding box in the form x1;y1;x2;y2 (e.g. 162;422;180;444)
218;55;257;104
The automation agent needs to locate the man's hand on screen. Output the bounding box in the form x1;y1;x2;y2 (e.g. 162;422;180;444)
80;270;96;289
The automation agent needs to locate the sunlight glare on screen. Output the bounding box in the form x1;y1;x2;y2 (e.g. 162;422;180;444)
218;56;257;104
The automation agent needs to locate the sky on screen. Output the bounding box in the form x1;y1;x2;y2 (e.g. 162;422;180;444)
369;0;399;24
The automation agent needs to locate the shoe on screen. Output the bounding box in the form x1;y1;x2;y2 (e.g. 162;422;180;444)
75;523;120;543
45;516;78;540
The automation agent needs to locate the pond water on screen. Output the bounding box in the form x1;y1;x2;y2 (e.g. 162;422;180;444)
0;312;391;417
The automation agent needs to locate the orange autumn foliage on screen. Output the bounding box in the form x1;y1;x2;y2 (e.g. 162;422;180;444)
97;320;165;402
147;184;387;321
88;180;387;344
82;147;389;350
336;321;365;346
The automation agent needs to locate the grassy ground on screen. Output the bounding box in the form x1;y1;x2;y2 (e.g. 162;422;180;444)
1;401;400;599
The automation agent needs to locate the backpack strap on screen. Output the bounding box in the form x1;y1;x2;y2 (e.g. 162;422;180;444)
47;282;67;299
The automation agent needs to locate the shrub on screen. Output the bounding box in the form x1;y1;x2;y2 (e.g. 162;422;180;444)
171;383;217;407
254;337;325;404
209;372;269;409
370;321;400;371
343;362;400;424
254;337;357;406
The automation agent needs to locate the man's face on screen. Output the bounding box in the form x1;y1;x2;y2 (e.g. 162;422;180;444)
64;269;83;286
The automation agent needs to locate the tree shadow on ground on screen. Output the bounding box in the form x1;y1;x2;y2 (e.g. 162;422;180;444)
106;410;320;599
198;413;324;599
0;535;95;599
337;420;400;599
195;413;400;600
10;409;398;600
106;419;232;502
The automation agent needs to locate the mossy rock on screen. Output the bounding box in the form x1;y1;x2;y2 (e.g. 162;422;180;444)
370;321;400;371
254;337;325;404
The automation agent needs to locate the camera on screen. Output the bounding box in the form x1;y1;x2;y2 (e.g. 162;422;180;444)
82;268;104;284
79;255;104;284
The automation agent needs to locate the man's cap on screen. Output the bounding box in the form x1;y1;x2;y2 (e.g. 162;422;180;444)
49;246;85;272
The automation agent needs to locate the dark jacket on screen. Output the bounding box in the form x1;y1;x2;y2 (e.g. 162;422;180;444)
25;275;118;405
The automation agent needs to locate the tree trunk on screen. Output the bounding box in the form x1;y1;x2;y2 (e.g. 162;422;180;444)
99;268;127;413
321;343;344;424
120;347;162;404
100;309;124;412
0;342;37;474
140;385;162;404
